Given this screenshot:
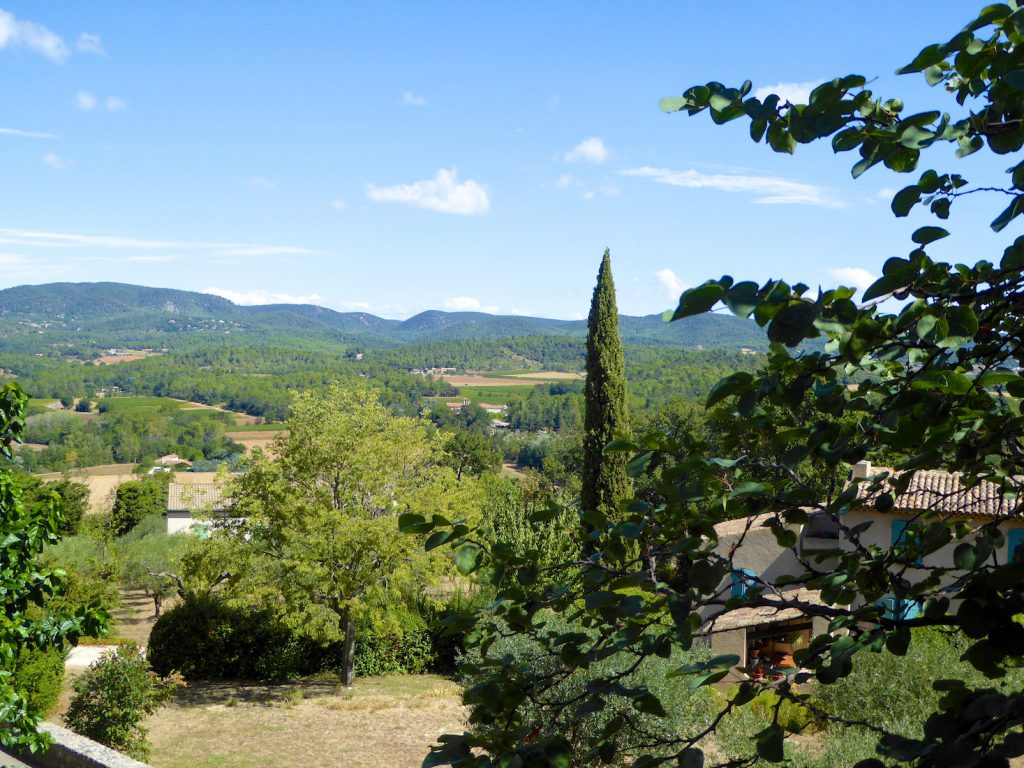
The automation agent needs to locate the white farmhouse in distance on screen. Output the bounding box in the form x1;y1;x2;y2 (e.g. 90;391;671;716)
165;482;232;536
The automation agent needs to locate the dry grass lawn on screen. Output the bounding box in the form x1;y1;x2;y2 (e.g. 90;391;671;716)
146;675;464;768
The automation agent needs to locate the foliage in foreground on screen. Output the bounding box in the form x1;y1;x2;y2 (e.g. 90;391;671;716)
64;643;179;761
412;6;1024;767
0;383;106;753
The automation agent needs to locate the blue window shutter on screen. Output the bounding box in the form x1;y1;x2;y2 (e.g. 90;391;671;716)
731;568;758;599
891;519;923;565
1009;529;1024;563
891;519;911;546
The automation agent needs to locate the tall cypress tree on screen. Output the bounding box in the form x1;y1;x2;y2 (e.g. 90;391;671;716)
581;249;629;518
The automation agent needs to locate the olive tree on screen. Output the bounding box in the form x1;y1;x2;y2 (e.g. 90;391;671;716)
411;6;1024;767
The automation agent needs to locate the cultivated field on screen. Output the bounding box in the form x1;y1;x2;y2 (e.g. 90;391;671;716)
441;371;581;387
145;675;464;768
228;430;285;453
34;467;228;514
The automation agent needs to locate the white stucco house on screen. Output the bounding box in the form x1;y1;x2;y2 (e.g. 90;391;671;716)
165;482;234;536
703;461;1024;680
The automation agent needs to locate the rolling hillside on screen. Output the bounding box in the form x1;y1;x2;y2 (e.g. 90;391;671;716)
0;282;767;354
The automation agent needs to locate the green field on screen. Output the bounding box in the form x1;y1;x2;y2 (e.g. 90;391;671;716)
456;385;537;403
100;396;192;410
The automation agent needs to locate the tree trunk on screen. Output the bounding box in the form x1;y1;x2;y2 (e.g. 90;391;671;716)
340;609;356;688
153;593;162;617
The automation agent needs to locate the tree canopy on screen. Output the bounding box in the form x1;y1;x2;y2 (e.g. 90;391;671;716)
412;6;1024;767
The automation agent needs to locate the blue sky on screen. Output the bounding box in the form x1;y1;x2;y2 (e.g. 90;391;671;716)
0;2;1009;319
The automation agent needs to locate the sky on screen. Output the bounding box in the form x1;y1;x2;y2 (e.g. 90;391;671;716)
0;2;1012;320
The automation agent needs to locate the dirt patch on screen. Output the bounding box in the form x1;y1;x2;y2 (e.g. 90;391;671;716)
507;371;584;380
443;375;550;387
111;588;166;647
94;355;150;365
144;675;464;768
36;464;137;515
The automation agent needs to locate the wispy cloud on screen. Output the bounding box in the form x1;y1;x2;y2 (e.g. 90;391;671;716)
754;80;821;105
105;96;126;112
552;172;619;200
42;153;66;170
828;267;876;293
0;9;69;63
0;228;315;258
329;199;347;210
249;176;276;192
655;268;686;300
76;91;97;111
564;137;608;164
75;33;105;56
203;287;324;306
367;169;490;215
0;127;61;140
443;296;498;313
402;90;427;107
619;166;843;208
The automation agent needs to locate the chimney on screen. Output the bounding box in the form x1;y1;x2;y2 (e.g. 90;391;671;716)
850;460;872;479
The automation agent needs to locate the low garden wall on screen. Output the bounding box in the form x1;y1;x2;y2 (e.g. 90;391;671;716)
6;723;149;768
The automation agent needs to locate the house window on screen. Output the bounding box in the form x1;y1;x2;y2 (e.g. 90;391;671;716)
1009;529;1024;563
731;568;759;599
891;519;924;565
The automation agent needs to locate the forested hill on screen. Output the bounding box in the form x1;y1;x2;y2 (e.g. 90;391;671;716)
0;282;766;354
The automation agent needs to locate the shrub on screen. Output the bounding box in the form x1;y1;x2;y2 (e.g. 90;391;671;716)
64;644;179;761
149;594;450;682
460;613;717;764
12;647;64;715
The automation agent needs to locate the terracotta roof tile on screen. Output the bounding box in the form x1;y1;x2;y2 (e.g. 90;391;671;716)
852;467;1021;518
166;483;230;512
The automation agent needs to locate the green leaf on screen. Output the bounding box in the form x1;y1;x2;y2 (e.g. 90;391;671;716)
724;281;760;318
678;748;705;768
671;282;725;320
729;481;768;498
767;122;797;154
455;545;479;575
706;372;754;408
768;302;818;346
991;195;1024;232
890;185;921;217
633;691;667;717
911;226;949;245
756;723;785;762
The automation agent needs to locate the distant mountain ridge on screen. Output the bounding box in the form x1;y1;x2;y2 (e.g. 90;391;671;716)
0;282;767;352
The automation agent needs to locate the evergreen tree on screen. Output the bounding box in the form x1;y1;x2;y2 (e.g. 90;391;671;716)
581;249;629;518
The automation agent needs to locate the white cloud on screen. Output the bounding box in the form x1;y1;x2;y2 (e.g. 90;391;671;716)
655;268;687;300
0;10;69;63
877;187;897;200
203;288;324;306
0;127;61;139
367;168;490;216
249;176;276;192
0;227;314;257
76;91;97;111
443;296;498;313
828;267;876;293
619;166;844;208
402;91;427;107
75;33;105;55
564;137;608;164
105;96;126;112
42;152;66;170
555;173;574;189
754;80;821;105
329;199;347;210
341;301;370;311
